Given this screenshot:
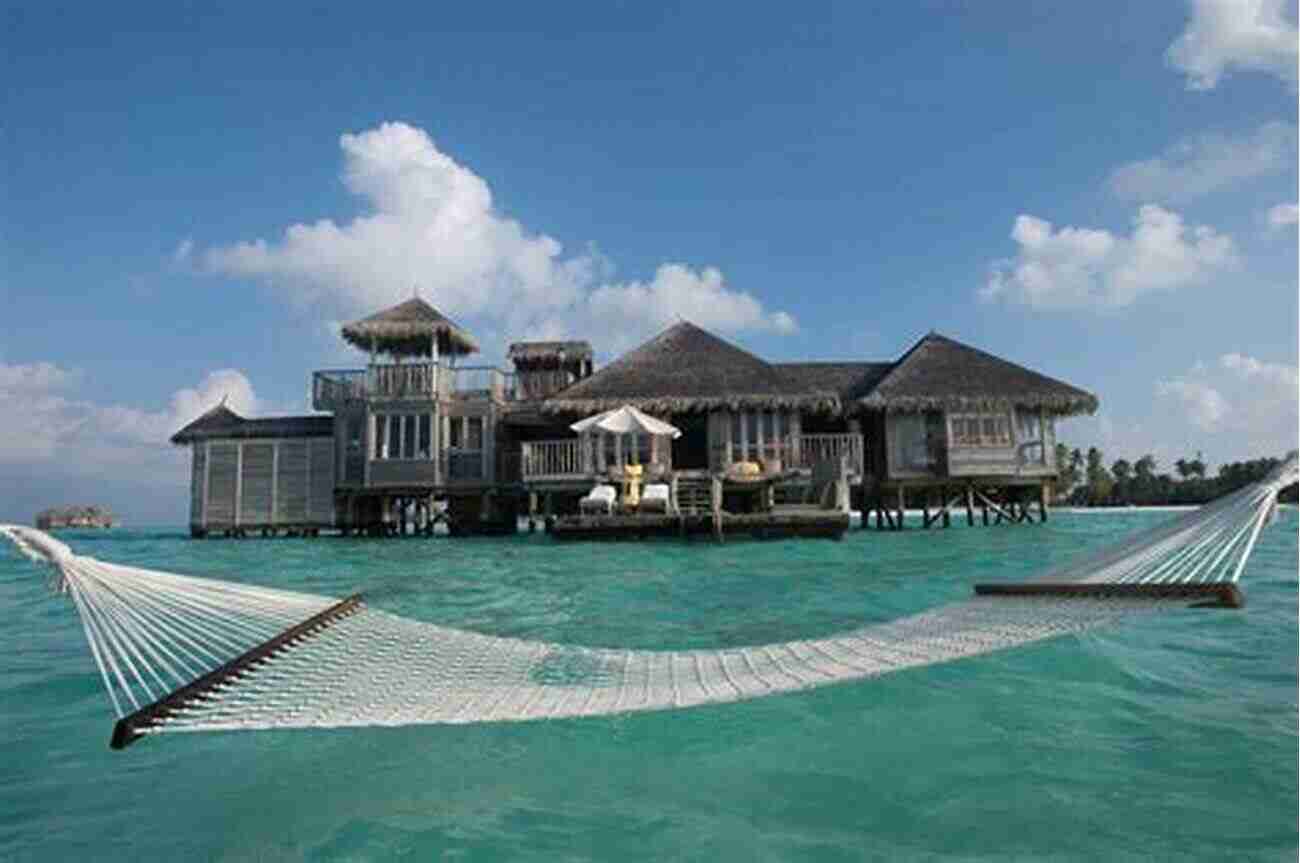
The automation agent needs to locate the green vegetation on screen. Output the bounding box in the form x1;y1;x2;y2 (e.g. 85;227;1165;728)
1054;444;1298;507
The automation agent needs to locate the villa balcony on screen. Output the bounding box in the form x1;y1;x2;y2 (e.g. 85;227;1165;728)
520;433;864;483
312;362;515;411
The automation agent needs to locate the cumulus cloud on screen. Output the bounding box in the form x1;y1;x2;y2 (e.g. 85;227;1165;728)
981;205;1236;309
1265;201;1299;228
1156;353;1298;455
0;363;260;471
1108;122;1296;203
201;122;795;352
1155;376;1230;431
1167;0;1298;90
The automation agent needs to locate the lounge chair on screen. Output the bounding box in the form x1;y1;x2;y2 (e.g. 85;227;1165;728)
640;483;671;514
579;484;617;515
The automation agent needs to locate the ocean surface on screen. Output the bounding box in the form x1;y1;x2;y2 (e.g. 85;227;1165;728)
1;511;1295;862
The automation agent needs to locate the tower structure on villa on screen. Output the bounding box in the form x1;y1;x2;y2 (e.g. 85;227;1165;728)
173;300;1097;538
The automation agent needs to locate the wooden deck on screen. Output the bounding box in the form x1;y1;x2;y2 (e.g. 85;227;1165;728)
549;507;849;541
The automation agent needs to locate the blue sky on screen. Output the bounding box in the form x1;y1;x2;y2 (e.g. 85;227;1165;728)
2;1;1296;523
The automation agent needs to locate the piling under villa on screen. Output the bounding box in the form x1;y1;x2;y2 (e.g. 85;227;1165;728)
171;298;1098;540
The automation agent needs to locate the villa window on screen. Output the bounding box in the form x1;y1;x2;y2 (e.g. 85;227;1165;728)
730;409;794;464
373;413;435;460
1015;409;1046;464
387;414;402;458
417;415;431;459
948;412;1012;448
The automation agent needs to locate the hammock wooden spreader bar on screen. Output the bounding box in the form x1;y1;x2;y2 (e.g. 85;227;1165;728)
109;593;365;749
972;581;1244;609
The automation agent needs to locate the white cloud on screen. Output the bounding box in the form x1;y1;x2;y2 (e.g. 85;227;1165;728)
1265;201;1299;227
1155;377;1230;431
1107;122;1296;203
0;363;260;475
981;205;1236;309
1167;0;1298;90
1156;353;1298;453
201;122;795;353
0;361;82;394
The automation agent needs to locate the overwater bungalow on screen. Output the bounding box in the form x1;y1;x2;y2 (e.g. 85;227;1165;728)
173;298;1097;538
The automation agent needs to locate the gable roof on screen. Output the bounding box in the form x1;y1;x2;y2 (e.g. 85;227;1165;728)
543;321;840;414
170;404;334;444
341;298;478;357
858;332;1098;415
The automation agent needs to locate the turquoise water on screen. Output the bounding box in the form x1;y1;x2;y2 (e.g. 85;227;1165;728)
1;512;1295;861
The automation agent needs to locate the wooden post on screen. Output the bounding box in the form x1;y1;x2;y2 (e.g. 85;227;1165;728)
965;485;974;527
922;491;931;529
942;487;951;528
1039;481;1049;523
711;475;724;542
895;484;905;531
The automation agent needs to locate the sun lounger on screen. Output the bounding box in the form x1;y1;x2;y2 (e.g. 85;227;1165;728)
579;484;617;515
639;483;671;514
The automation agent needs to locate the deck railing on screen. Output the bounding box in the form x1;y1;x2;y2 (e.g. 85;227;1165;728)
796;434;864;476
712;434;865;476
370;362;439;400
521;439;587;480
519;438;674;481
444;366;515;402
311;362;515;410
311;370;368;412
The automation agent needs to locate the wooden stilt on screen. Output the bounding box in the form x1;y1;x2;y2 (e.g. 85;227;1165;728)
896;485;905;531
975;488;1015;525
1039;482;1049;523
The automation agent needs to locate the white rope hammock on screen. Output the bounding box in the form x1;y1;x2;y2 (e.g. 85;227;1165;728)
2;456;1294;749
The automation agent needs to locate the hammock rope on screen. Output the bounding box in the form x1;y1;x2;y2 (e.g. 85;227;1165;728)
2;456;1294;749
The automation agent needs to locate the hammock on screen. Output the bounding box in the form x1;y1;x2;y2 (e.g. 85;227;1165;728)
2;456;1294;750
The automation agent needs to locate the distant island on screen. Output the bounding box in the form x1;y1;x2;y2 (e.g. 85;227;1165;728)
35;506;117;530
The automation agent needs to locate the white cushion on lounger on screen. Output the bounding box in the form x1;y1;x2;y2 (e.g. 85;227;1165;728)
642;484;669;502
583;485;617;503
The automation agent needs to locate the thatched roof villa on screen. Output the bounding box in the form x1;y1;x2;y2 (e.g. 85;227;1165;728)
173;298;1097;537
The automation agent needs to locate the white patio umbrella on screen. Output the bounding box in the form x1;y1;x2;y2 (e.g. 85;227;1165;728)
569;405;682;438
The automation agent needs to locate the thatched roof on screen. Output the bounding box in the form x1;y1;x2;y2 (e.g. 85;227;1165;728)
776;362;894;401
341;298;478;357
170;404;334;444
857;333;1098;415
507;341;593;367
543;322;840;415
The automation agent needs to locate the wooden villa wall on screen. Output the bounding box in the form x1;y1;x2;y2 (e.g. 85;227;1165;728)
946;408;1056;478
192;436;336;532
881;408;1058;482
189;444;206;527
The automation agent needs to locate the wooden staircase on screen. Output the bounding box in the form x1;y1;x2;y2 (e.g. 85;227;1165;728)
673;476;713;514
